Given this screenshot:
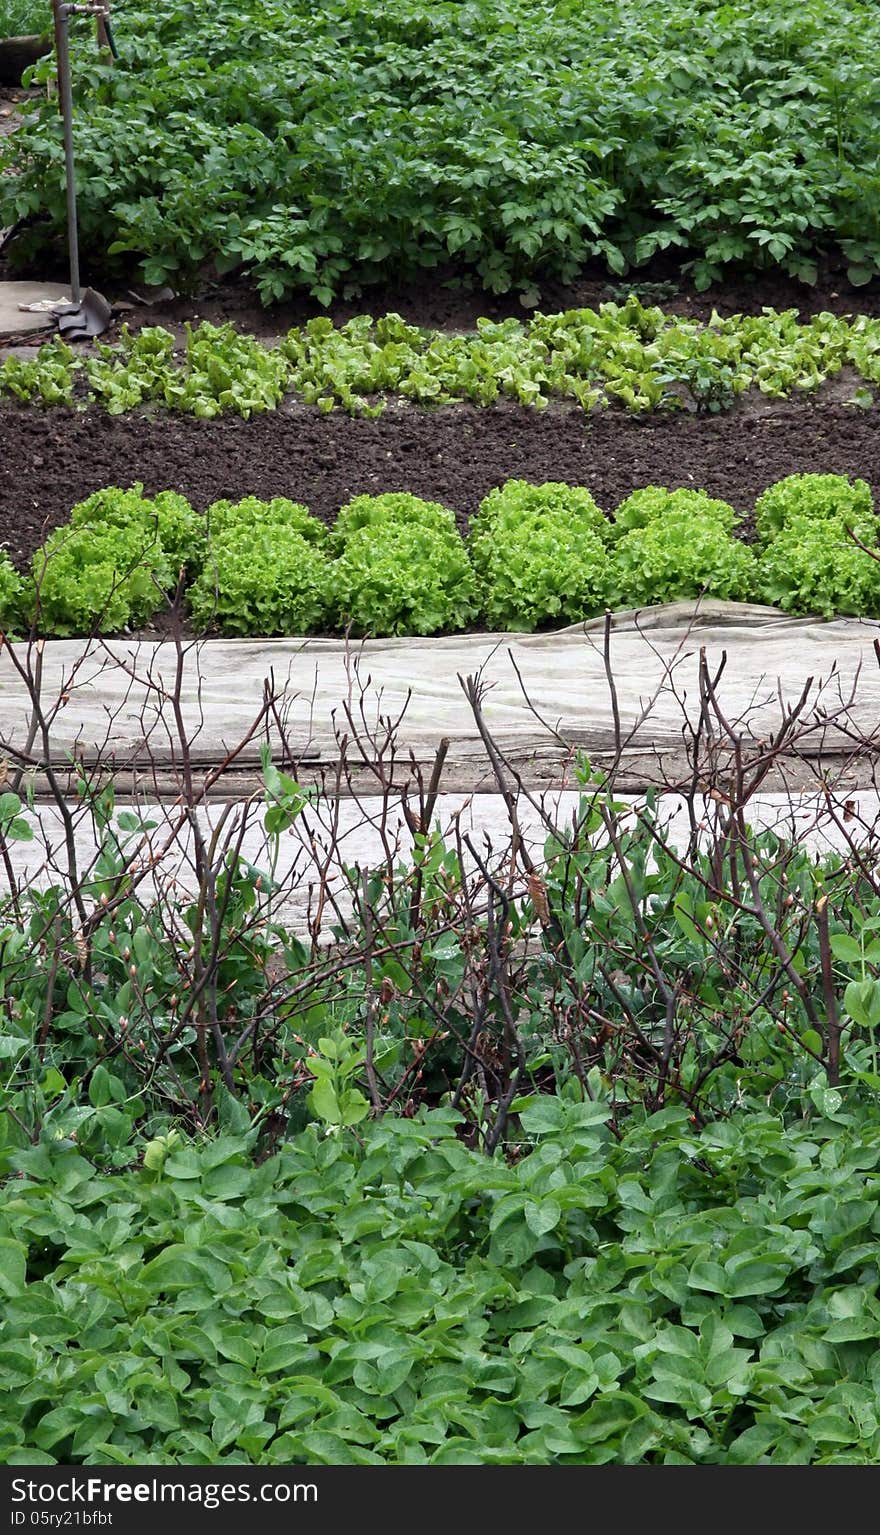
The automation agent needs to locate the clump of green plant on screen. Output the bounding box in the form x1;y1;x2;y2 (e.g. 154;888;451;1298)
85;326;177;413
609;514;756;608
331;492;461;552
169;322;290;417
13;0;880;306
0;2;52;36
0;549;23;630
758;519;880;618
473;521;609;631
189;525;333;636
7;1097;880;1463
30;523;173;636
8;303;880;422
0;336;76;405
611;486;739;539
471;480;608;540
754;474;877;545
469;480;610;630
205;495;326;545
334;523;478;636
20;484;202;636
68;484;203;575
149;490;204;573
85;323;290;418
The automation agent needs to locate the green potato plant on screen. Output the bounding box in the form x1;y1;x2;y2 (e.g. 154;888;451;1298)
6;0;880;301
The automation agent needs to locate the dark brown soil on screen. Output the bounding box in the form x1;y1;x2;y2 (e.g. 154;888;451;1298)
6;248;880;348
152;254;880;337
3;395;880;569
66;258;880;351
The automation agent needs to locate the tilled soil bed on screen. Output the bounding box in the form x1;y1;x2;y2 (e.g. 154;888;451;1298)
2;397;880;569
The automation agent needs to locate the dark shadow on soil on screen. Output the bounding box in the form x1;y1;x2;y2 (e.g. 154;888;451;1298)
7;244;880;346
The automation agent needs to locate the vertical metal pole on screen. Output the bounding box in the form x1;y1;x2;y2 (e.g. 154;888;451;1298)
52;0;81;305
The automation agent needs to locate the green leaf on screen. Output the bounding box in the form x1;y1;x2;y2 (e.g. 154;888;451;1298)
309;1078;341;1125
830;934;862;964
524;1198;562;1236
0;1239;27;1298
844;978;880;1030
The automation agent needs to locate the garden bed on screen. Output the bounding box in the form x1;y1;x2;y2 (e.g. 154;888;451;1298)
6;0;880;306
4;396;880;570
8;0;880;1469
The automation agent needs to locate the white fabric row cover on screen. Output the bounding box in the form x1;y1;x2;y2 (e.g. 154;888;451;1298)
1;601;879;762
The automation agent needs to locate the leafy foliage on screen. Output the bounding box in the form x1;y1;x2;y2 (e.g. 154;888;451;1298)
19;473;880;636
189;527;333;636
472;479;607;539
0;548;23;629
611;486;738;539
25;486;202;635
470;484;610;631
205;496;327;545
0;1;51;34
754;473;878;545
6;1099;880;1462
6;1;880;299
69;485;203;574
333;523;478;636
7;303;880;420
85;323;289;418
609;515;756;608
0;337;75;406
331;491;461;551
758;519;880;618
5;753;880;1464
31;523;172;637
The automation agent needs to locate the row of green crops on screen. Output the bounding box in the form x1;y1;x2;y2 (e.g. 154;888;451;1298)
7;1098;880;1464
5;0;880;301
7;300;880;418
1;474;877;637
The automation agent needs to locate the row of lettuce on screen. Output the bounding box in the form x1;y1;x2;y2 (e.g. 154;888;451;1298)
5;301;880;419
0;473;876;638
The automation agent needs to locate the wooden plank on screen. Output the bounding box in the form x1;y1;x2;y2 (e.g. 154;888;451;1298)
15;745;878;802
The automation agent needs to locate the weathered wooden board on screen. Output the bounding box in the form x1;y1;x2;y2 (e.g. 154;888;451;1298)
9;741;876;801
3;602;880;797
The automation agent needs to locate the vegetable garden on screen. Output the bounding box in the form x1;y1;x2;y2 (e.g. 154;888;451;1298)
4;0;880;1473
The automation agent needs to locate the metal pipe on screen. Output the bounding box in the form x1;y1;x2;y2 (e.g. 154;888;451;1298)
52;0;81;304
